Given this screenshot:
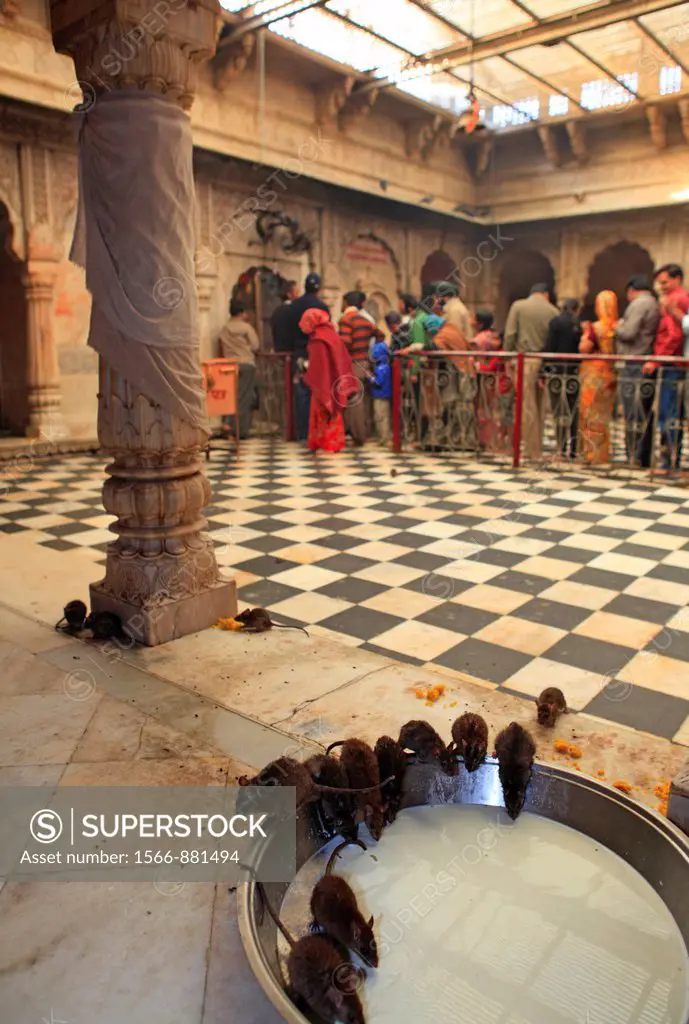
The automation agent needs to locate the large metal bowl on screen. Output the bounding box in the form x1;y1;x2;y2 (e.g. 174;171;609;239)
238;759;689;1024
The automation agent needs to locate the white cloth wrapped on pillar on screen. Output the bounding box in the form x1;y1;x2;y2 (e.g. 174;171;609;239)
70;90;208;431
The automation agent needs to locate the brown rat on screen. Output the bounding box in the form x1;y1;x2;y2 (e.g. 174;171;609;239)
494;722;536;822
84;611;127;642
374;736;407;825
536;687;568;727
311;875;378;968
253;878;366;1024
55;599;88;634
239;756;390;812
398;720;457;776
306;754;358;841
337;740;387;842
235;607;309;637
451;713;489;773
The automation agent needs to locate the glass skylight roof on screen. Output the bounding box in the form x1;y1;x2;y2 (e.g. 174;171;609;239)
221;0;689;129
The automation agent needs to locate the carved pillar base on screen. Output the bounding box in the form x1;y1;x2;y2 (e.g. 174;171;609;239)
93;362;236;646
90;578;236;647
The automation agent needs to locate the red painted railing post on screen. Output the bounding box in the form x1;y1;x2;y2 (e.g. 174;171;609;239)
512;352;524;469
392;356;402;454
284;355;294;442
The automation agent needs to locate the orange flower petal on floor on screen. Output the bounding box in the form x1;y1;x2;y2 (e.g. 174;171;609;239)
215;617;245;631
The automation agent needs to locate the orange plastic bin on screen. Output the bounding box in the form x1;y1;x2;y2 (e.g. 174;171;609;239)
202;358;240;453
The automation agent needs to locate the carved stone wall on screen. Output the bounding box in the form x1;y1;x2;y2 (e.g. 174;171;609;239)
3;104;689;436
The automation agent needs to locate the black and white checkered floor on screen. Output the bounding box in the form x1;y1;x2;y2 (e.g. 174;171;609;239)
3;439;689;746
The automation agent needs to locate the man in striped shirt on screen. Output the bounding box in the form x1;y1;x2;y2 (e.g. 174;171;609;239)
339;291;384;445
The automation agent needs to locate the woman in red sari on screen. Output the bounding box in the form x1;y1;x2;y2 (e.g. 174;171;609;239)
300;308;357;452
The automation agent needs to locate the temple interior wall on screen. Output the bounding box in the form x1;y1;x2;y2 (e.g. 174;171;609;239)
1;5;688;438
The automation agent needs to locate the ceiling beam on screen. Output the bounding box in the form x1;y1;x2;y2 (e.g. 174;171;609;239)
358;0;685;91
635;17;689;77
408;0;572;115
566;39;644;101
322;5;540;125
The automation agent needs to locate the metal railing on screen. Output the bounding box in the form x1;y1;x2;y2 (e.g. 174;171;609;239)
254;352;293;441
392;350;689;477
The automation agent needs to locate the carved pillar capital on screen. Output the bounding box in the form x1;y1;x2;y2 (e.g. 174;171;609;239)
49;0;222;110
22;263;58;295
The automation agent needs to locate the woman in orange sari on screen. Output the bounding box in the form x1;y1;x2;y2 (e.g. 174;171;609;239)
579;290;618;465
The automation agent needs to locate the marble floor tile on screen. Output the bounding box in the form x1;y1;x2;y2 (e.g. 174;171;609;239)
0;689;98;767
0;880;215;1024
474;616;567;657
502;658;607;709
573;611;662;648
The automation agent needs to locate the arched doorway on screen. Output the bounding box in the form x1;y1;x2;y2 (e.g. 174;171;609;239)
232;266;290;350
364;290;390;328
0;202;27;435
421;249;457;289
497;250;556;326
584;241;655;318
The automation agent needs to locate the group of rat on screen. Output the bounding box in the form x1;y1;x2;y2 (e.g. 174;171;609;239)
56;600;297;640
239;685;567;1024
55;599;124;640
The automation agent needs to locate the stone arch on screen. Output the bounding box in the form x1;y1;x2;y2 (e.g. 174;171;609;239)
363;289;391;328
0;201;28;433
232;265;291;350
420;249;457;289
584;241;655;317
342;230;401;301
497;250;556;327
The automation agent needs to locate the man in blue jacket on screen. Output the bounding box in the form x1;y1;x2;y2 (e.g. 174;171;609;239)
370;336;392;444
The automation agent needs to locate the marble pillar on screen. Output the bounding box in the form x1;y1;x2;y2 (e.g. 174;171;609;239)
19;147;66;440
23;261;65;439
49;0;236;645
196;266;220;364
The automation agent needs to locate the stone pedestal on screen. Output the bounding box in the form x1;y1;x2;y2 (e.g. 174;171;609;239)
49;0;237;645
90;364;236;645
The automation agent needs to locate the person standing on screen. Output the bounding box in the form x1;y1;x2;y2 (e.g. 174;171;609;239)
436;282;472;344
391;293;418;352
615;275;660;468
301;308;357;453
338;290;383;445
543;298;582;459
270;280;299;353
504;283;559;460
370;335;392;445
287;272;329;442
578;291;617;466
643;264;689;473
218;298;260;439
